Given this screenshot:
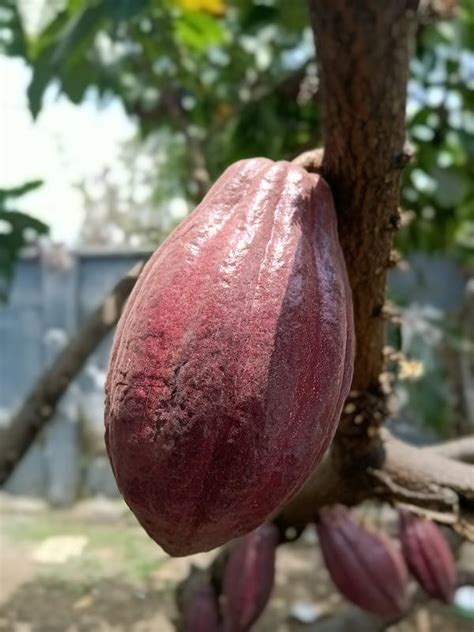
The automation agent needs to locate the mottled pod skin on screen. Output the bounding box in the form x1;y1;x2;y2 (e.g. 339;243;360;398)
105;158;354;556
316;506;409;617
222;523;279;631
399;510;456;603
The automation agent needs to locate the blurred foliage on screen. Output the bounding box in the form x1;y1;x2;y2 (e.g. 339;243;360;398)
0;181;48;301
1;0;318;201
0;0;471;258
77;131;189;246
400;0;474;263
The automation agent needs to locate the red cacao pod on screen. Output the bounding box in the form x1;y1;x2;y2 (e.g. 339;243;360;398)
399;510;456;603
316;505;409;617
105;158;354;556
222;523;278;631
181;572;220;632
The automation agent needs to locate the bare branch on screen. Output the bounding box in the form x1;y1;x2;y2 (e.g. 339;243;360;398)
378;430;474;503
0;261;146;485
423;436;474;463
278;429;474;541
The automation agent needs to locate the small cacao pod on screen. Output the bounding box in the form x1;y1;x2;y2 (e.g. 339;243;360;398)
222;523;279;631
316;505;409;617
180;571;220;632
399;509;456;603
105;158;354;556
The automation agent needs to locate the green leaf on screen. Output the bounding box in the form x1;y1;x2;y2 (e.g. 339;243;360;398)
60;58;99;103
0;180;44;204
0;206;49;301
239;4;278;31
29;10;71;59
278;0;308;33
104;0;150;20
174;12;227;51
0;210;48;235
0;1;28;57
28;49;56;118
51;2;106;66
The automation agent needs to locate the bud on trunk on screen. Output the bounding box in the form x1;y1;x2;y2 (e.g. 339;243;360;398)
222;523;279;631
399;510;456;603
316;505;409;617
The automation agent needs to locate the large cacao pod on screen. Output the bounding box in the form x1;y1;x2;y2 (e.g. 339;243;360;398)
399;510;456;603
105;158;354;556
222;523;279;631
316;505;409;617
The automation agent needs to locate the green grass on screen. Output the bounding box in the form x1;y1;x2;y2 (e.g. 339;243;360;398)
1;509;167;583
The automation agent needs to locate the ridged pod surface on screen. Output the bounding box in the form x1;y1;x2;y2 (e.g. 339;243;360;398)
105;158;354;556
222;523;279;631
399;510;456;603
316;505;409;617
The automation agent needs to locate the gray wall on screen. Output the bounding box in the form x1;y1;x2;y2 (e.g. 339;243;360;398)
0;246;151;504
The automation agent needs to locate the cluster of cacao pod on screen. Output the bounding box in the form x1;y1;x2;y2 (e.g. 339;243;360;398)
105;158;459;630
182;507;457;631
181;524;279;631
105;158;354;556
316;505;457;618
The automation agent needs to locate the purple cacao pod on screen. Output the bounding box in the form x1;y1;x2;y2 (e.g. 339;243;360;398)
316;505;409;617
222;523;279;631
105;158;354;556
181;573;220;632
399;510;456;603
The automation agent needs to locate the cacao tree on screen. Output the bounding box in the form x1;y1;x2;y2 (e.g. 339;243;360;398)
0;1;473;629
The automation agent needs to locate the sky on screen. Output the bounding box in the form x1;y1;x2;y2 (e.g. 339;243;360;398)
0;56;136;245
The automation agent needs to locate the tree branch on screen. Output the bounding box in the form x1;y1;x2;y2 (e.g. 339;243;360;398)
423;436;474;463
0;261;146;485
277;430;474;541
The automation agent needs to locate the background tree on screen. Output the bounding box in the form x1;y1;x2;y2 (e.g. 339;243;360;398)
77;134;189;247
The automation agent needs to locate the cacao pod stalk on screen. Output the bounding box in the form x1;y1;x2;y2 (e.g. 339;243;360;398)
399;509;456;603
316;505;409;617
105;158;354;556
222;523;279;631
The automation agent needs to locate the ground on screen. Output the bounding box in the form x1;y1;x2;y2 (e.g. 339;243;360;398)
0;494;472;631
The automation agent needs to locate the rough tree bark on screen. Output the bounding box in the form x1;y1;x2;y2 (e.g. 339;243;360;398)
310;0;415;423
